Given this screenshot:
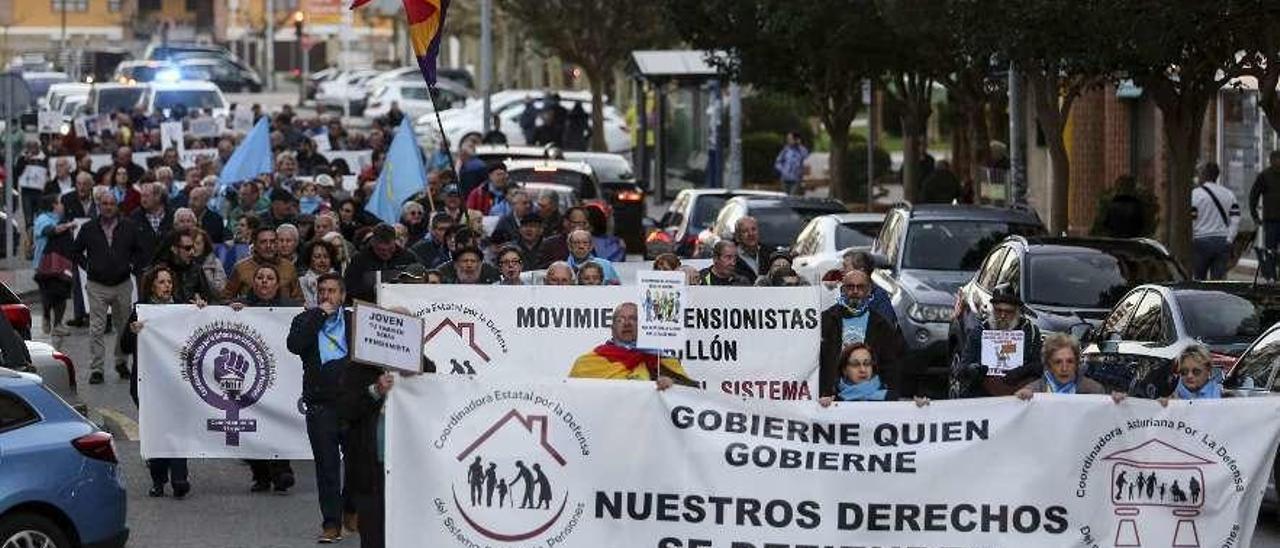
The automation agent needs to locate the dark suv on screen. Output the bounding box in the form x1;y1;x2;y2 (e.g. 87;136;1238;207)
869;204;1044;387
950;236;1186;361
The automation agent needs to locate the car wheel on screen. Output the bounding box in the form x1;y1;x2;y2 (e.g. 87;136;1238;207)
0;513;72;548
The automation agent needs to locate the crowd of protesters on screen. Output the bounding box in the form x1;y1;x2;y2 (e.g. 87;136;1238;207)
18;101;1235;548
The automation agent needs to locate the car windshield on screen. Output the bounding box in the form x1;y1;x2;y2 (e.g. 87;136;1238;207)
753;206;845;249
583;157;632;183
690;195;729;230
902;221;1041;271
97;88;145;113
1026;251;1182;308
1177;291;1280;344
402;86;432;100
154;90;223;110
835;222;881;249
508;169;596;199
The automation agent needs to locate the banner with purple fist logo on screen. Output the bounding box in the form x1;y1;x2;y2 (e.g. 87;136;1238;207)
136;305;313;460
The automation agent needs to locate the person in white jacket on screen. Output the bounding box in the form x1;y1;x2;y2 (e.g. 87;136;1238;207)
1190;162;1241;280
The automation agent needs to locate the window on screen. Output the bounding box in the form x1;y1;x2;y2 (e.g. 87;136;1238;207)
976;247;1009;290
0;391;39;434
901;221;1040;271
834;222;881;250
1225;329;1280;391
1025;250;1180;309
51;0;88;11
1123;292;1166;343
1102;290;1146;339
1176;291;1280;345
108;0;121;12
876;212;905;267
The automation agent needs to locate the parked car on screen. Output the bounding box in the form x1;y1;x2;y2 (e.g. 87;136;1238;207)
1222;321;1280;509
695;195;848;260
364;79;467;121
951;236;1186;359
113;60;184;84
142;80;228;119
563;152;646;252
644;189;785;259
503;159;605;213
790;212;885;283
0;280;31;340
1081;282;1280;398
0;367;128;548
419;89;631;153
316;69;380;114
176;58;262;92
41;83;90;112
144;41;231;62
870;204;1045;385
473;144;557;165
305;66;344;100
86;83;146;115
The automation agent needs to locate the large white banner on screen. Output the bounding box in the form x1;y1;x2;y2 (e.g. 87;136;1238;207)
379;285;822;400
137;305;313;459
388;376;1280;548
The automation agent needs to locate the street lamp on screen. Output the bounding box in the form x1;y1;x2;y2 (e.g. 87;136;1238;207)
293;11;306;106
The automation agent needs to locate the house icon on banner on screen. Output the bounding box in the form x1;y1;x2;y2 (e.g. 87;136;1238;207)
1102;439;1213;548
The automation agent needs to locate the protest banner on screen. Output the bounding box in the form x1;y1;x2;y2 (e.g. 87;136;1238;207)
981;330;1025;376
387;376;1280;548
379;284;821;399
136;305;312;459
37;110;60;134
636;270;686;350
321;149;372;171
353;301;425;373
160;120;184;152
189;116;218;138
179;148;219;168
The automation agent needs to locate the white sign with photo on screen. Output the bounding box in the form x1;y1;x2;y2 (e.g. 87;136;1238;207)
636;270;686;350
17;165;48;190
160;121;185;152
37;110;60;134
188;117;218;138
981;330;1025;376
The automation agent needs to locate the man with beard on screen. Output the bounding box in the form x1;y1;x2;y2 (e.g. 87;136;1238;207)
951;287;1043;399
569;302;696;389
819;269;906;397
444;246;498;284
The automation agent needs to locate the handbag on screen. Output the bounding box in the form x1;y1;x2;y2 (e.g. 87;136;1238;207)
36;251;74;282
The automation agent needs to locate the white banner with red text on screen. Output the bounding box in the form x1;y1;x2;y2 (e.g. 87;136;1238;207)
378;284;822;400
136;304;313;459
386;376;1280;548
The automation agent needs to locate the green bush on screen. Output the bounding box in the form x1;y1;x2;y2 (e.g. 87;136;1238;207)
742;131;785;185
743;93;813;145
1088;176;1160;237
839;143;892;204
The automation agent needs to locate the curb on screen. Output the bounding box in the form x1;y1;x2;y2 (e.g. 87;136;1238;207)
96;407;139;442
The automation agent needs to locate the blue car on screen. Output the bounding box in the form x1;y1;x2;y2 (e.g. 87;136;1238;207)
0;368;127;548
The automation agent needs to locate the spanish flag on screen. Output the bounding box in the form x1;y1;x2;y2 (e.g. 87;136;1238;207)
349;0;450;85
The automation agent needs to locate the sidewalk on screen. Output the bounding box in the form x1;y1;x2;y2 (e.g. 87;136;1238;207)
0;267;37;299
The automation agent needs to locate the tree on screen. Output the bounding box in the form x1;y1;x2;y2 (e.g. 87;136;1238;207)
1110;0;1255;265
496;0;671;151
1000;0;1115;233
1238;1;1280;135
666;0;891;202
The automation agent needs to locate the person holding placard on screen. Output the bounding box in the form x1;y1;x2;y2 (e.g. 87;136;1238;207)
287;273;358;543
953;287;1043;399
569;302;697;390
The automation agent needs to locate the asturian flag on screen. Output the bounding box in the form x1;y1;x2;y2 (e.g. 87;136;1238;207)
364;117;428;225
350;0;450;85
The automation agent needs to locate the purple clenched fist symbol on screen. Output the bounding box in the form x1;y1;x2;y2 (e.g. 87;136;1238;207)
214;347;249;394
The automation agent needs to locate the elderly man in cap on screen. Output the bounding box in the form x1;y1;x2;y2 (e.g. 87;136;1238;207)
951;286;1043;399
569;302;697;390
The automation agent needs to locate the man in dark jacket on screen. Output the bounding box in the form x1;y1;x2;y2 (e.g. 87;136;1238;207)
732;216;766;280
72;190;149;384
408;212;453;269
1250;150;1280;280
951;287;1043;399
340;350;394;548
128;182;173;265
699;241;752;286
819;270;907;397
165;229;216;304
286;273;355;543
344;224;418;304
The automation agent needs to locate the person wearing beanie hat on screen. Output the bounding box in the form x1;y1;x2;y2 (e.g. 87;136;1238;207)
952;284;1043;399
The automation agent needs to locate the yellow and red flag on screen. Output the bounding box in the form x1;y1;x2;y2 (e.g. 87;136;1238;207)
349;0;450;85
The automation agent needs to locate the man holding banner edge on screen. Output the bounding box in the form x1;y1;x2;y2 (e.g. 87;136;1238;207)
569;302;698;390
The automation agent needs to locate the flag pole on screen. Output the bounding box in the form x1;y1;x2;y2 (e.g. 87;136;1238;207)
425;85;456;214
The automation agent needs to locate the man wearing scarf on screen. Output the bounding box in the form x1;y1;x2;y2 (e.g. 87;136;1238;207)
570;302;698;389
286;273;356;544
953;286;1043;399
819;270;906;398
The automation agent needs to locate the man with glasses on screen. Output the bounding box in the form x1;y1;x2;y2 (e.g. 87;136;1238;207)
819;269;906;398
698;241;751;286
166;228;217;304
951;286;1043;399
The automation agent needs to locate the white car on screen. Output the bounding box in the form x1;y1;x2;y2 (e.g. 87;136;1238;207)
86;82;147;115
416;89;632;153
143;80;228;119
43;82;91;112
316;69;380;112
363;79;470;121
26;339;80;412
790;212;886;283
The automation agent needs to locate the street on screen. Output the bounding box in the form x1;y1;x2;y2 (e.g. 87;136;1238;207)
22;302;1280;547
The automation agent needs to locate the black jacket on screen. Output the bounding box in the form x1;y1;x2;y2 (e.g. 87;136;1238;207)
819;304;907;397
171;260;217;304
953;318;1043;399
343;248;419;304
60;192;96;220
71;216;148;285
127;206;173;265
698;267;752;286
198;208;227;244
339;361;384;495
409;237;449;269
287;308;353;406
1250;166;1280;223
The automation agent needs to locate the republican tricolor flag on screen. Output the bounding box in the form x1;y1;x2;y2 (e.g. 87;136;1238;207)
350;0;450;85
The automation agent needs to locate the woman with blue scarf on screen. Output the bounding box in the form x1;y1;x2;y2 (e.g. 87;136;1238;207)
1017;333;1125;402
1160;344;1223;406
32;194;75;335
818;343;929;407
